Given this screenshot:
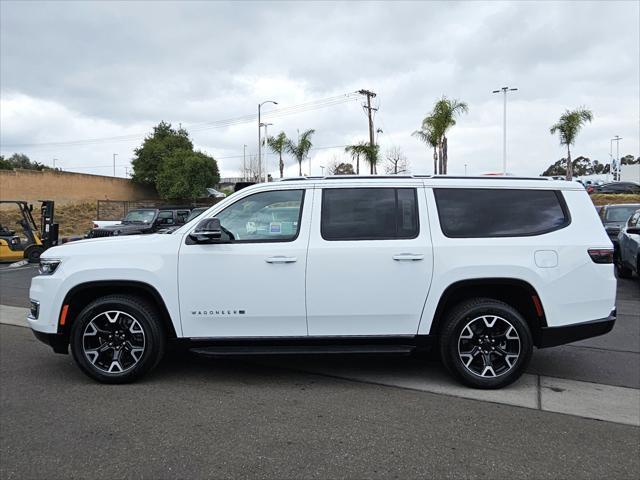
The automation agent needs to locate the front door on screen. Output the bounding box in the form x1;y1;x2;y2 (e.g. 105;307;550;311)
178;188;312;338
305;186;433;336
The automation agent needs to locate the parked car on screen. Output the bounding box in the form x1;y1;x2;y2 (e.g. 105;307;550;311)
599;203;640;245
29;176;616;389
86;208;191;238
157;207;209;234
616;209;640;279
594;182;640;194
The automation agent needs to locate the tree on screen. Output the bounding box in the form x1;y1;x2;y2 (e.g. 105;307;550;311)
267;132;288;178
131;121;193;187
412;121;438;174
155;149;220;201
621;154;640;165
345;142;368;174
384;147;409;175
417;96;468;175
330;162;355;175
285;129;315;176
549;107;593;181
0;153;52;171
362;144;380;174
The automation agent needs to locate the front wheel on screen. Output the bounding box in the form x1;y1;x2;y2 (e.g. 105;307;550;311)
439;298;533;389
70;295;166;383
615;256;633;279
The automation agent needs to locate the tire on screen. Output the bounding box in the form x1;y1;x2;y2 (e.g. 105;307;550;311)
615;256;633;279
25;246;44;263
70;295;166;383
439;297;533;389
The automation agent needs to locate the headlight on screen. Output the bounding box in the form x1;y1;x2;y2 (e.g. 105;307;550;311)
39;259;61;275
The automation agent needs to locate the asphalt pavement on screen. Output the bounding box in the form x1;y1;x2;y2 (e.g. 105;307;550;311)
1;324;639;480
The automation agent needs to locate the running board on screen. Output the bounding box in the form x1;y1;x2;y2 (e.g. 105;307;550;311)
189;344;415;356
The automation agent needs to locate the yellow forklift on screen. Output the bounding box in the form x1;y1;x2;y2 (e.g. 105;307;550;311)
0;200;58;263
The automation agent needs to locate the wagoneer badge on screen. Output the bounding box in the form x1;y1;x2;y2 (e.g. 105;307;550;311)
191;310;246;316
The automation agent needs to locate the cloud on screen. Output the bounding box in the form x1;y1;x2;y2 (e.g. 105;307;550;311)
1;0;638;178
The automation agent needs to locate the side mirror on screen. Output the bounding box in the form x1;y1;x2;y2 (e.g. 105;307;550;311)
189;217;223;243
627;227;640;235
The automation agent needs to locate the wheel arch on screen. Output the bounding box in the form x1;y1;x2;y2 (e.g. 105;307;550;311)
59;280;178;340
428;278;547;346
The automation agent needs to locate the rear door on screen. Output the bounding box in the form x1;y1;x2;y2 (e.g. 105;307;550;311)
305;185;433;336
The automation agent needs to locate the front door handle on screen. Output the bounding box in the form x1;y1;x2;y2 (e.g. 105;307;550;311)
265;256;297;264
393;253;424;261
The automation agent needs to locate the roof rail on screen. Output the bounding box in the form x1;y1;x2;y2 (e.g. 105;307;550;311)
275;175;550;182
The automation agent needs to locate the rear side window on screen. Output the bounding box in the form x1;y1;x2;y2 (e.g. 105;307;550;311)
321;188;419;240
434;188;569;238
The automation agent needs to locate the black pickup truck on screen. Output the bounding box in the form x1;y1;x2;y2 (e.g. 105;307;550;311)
87;208;191;238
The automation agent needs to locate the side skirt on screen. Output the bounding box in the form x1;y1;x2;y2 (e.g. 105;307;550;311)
171;335;434;356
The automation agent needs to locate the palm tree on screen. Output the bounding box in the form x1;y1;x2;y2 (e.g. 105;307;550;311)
267;132;288;178
345;142;368;175
363;144;380;174
417;96;468;175
549;107;593;181
412;118;439;174
285;129;315;176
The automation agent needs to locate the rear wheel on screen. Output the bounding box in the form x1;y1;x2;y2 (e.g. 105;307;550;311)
25;246;44;263
70;295;165;383
439;298;533;389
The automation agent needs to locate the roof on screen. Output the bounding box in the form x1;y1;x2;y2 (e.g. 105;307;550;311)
255;175;586;191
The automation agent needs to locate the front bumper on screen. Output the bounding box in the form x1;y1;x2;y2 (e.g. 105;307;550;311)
32;330;68;354
537;310;616;348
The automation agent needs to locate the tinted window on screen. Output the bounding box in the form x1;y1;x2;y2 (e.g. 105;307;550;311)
321;188;419;240
434;189;569;238
157;211;174;225
216;190;304;242
176;210;190;223
605;205;640;222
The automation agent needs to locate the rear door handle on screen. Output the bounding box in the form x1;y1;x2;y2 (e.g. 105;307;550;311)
265;256;297;264
393;253;424;261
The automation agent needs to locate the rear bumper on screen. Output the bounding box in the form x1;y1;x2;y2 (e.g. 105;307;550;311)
32;329;68;354
537;310;616;348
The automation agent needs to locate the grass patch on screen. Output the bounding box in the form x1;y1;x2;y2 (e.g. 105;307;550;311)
590;194;640;206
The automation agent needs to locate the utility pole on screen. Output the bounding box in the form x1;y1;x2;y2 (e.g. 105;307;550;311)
358;89;378;174
53;158;58;169
611;136;622;181
492;86;518;175
112;153;118;177
258;100;278;182
243;144;247;181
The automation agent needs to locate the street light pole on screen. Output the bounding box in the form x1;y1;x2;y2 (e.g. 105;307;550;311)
260;122;273;181
611;136;622;181
492;86;518;175
243;144;247;180
112;153;118;177
258;100;278;182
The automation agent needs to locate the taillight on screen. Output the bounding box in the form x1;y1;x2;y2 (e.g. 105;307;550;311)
588;248;614;264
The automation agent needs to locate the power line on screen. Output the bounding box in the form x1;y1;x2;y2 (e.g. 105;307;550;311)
1;93;360;150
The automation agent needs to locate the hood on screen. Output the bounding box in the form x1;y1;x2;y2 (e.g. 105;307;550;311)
100;222;154;232
42;232;180;261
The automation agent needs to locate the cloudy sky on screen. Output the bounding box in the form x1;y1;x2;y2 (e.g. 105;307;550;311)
1;0;638;178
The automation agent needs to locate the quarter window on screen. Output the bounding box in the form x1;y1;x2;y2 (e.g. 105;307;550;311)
215;190;304;242
321;188;419;240
434;188;570;238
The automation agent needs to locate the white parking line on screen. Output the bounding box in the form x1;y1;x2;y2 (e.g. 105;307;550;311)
1;304;638;426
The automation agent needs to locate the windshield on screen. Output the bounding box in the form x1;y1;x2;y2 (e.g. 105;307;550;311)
605;206;640;222
186;208;207;222
123;210;156;224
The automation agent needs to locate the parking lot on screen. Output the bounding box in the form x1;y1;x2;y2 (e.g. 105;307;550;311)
0;264;638;478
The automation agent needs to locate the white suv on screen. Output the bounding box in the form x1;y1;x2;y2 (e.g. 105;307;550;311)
28;176;617;388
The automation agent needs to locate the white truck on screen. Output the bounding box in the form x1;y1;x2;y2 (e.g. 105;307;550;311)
28;176;616;388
